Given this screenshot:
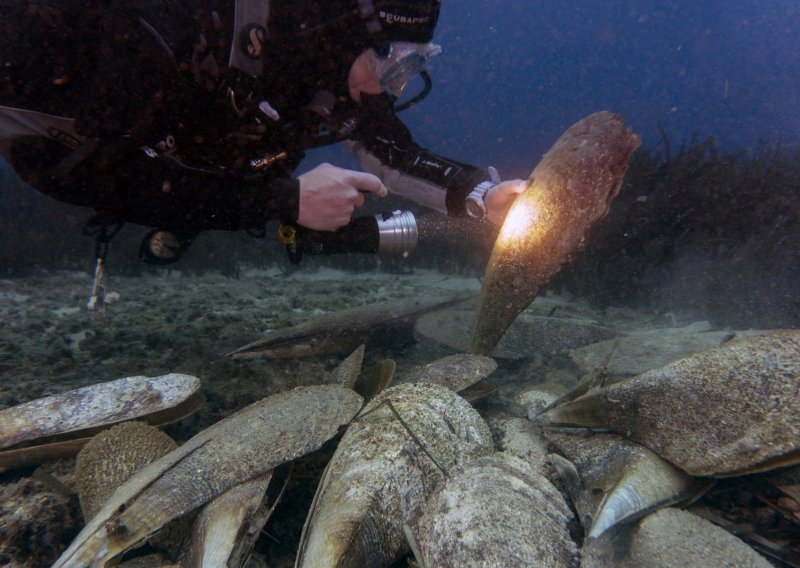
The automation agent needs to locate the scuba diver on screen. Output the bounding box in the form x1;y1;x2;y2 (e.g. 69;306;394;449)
0;0;525;311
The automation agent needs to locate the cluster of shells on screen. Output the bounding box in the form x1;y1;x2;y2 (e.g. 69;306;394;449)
2;112;797;565
1;328;798;567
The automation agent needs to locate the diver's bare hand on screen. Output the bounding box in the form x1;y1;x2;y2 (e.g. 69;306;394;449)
485;179;527;225
297;163;388;231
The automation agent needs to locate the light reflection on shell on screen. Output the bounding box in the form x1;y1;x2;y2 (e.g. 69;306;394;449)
472;111;640;355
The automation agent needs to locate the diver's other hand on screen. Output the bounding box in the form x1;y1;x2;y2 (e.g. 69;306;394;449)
297;163;388;231
485;179;527;225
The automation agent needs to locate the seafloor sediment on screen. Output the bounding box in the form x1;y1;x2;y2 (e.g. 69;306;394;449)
0;267;795;566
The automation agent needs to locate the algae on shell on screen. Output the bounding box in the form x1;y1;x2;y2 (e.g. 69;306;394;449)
411;453;580;568
296;382;494;567
535;331;800;477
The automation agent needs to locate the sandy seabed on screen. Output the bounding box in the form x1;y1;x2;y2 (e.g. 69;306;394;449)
0;267;485;407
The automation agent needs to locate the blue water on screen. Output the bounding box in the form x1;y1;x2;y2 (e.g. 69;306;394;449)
355;0;800;179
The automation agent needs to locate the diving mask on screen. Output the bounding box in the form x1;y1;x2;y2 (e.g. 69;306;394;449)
375;42;442;97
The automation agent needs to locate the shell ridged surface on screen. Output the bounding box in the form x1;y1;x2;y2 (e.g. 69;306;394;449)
412;453;579;568
75;421;177;521
296;382;493;568
538;330;800;476
54;384;363;567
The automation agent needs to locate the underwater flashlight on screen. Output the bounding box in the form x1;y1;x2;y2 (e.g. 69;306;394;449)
278;210;418;264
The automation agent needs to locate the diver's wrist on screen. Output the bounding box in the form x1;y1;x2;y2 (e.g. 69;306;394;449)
465;180;494;219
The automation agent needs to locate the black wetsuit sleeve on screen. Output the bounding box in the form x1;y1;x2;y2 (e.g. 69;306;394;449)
350;94;489;216
94;146;301;232
8;135;300;233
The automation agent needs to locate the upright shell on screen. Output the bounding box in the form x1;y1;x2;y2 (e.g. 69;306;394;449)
183;473;274;568
471;111;640;355
296;382;494;567
535;331;800;477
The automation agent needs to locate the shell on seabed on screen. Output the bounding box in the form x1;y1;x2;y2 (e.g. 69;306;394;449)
580;507;773;568
53;384;363;568
295;382;494;568
0;374;203;472
394;353;497;392
228;294;472;359
0;374;201;450
410;452;580;568
75;421;178;522
75;420;191;559
543;429;709;539
415;308;617;360
534;330;800;477
182;472;274;568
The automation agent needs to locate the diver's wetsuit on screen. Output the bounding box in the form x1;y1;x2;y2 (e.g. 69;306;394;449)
0;0;488;239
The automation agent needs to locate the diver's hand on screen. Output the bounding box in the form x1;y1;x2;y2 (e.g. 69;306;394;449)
297;163;388;231
484;179;527;225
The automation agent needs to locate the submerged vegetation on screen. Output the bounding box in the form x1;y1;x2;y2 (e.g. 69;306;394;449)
559;138;800;328
1;137;799;327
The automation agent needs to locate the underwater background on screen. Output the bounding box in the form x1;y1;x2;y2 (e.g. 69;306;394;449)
1;0;798;327
1;1;799;566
